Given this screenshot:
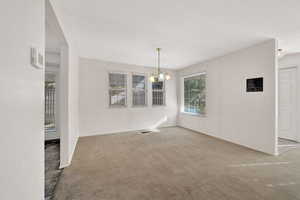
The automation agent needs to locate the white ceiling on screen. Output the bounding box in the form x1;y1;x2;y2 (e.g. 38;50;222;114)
50;0;300;69
46;0;67;52
46;22;61;52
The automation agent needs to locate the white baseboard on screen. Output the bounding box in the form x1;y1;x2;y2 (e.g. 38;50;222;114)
59;136;79;169
59;162;70;169
80;123;177;138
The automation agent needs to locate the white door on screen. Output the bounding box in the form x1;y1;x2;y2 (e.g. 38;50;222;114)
278;67;297;141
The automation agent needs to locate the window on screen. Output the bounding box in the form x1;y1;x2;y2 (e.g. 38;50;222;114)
109;73;127;107
152;81;165;106
132;74;147;106
184;73;206;114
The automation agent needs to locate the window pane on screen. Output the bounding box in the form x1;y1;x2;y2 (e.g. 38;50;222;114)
109;73;126;89
110;89;126;106
152;81;165;105
184;74;206;114
132;75;145;89
152;91;164;105
133;90;146;106
152;81;163;90
132;75;146;106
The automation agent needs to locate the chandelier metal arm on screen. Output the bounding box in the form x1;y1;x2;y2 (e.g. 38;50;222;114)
149;48;171;82
157;48;160;75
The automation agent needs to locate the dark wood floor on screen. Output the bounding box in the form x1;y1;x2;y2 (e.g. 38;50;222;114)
54;127;300;200
45;141;62;200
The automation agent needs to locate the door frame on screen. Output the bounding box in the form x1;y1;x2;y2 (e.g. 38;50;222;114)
278;65;299;142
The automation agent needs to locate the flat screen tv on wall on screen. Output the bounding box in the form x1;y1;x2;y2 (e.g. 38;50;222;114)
246;77;263;92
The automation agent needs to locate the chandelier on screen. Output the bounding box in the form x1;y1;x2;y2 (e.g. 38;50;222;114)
149;48;171;82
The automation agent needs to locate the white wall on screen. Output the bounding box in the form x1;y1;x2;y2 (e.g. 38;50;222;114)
279;53;300;142
0;0;44;199
45;51;60;66
177;40;278;155
79;58;177;136
47;0;79;167
57;42;79;167
67;44;79;163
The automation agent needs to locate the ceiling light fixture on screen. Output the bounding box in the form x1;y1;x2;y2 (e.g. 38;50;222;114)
149;48;171;82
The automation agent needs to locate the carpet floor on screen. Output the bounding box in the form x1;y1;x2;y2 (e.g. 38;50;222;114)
54;127;300;200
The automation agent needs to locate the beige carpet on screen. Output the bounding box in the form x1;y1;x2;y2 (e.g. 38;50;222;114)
54;127;300;200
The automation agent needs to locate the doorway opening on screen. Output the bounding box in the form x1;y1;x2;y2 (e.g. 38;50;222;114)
45;0;70;199
44;42;62;200
45;72;58;140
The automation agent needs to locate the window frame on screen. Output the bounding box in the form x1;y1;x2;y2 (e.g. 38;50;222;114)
108;71;128;108
181;72;206;116
152;80;166;106
132;73;148;107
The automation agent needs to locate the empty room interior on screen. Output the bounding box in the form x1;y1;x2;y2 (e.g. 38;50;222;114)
2;0;300;199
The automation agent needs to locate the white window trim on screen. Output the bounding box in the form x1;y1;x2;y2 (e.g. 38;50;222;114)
152;79;166;106
108;71;128;108
182;72;206;79
132;73;148;107
181;72;206;116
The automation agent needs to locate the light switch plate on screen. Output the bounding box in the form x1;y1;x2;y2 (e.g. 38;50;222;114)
31;47;44;69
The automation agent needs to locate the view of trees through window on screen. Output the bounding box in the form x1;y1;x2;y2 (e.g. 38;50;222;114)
184;74;206;114
109;73;127;106
132;74;146;106
152;81;165;105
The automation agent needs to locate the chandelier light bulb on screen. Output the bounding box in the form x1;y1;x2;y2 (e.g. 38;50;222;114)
159;73;165;81
149;76;155;82
165;74;171;80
